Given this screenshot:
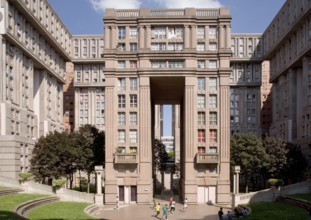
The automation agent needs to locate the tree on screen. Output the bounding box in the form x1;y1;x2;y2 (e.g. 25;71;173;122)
230;133;269;193
263;136;288;178
72;125;104;193
153;139;168;172
30;131;75;184
281;143;307;183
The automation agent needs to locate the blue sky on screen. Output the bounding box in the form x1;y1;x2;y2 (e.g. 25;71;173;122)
49;0;285;35
49;0;285;136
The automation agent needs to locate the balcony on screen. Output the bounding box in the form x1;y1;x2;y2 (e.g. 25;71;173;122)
115;153;138;164
196;153;218;164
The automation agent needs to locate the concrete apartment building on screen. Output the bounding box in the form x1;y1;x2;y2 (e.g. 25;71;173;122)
230;34;272;137
103;8;232;205
2;0;310;207
0;0;70;178
263;0;311;163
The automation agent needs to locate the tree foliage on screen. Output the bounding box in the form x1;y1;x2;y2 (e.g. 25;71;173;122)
230;133;269;192
263;136;288;178
30;126;105;190
281;143;307;183
153;139;168;172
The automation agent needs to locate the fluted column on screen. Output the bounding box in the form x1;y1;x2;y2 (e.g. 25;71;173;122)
183;76;197;204
139;77;151;162
104;26;110;49
139;26;145;50
217;74;231;204
219;25;224;49
190;26;197;49
111;26;117;49
145;26;151;49
184;25;190;49
138;76;152;204
225;24;231;49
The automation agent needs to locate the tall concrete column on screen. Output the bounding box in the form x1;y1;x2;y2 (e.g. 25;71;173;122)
138;76;152;204
190;26;197;49
145;26;151;49
219;25;224;49
184;25;190;49
104;77;117;204
218;74;231;204
111;26;117;49
104;26;110;50
139;26;145;50
183;76;197;203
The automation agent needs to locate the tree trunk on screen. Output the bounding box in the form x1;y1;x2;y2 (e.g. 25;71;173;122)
70;173;73;189
79;170;82;191
87;173;90;193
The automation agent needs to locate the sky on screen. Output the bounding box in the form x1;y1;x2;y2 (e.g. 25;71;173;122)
48;0;286;136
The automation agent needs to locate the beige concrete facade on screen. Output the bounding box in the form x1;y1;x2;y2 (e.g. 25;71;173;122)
230;34;272;137
102;8;232;205
263;0;311;165
71;35;105;131
0;0;70;178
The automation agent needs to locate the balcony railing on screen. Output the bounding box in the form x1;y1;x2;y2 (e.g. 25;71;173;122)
196;153;218;164
115;153;138;164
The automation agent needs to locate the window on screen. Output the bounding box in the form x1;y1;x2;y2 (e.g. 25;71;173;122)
117;61;126;69
168;27;183;39
209;78;217;91
198;112;205;125
130;61;137;69
208;26;217;39
197;26;205;39
151;61;166;68
130;147;137;153
118;130;125;143
151;43;166;51
130;78;138;91
130;43;137;51
209;95;217;108
209;42;217;51
198;146;206;153
118;95;126;108
198;129;205;142
209;129;217;143
129;130;137;143
118;78;126;91
130;95;137;107
209;112;217;125
198;78;205;91
197;60;205;68
117;43;126;51
209;147;217;154
167;43;183;51
208;60;217;69
129;27;138;39
118;112;125;125
130;112;137;125
197;43;205;51
197;95;205;108
168;61;184;68
118;26;125;39
152;26;166;39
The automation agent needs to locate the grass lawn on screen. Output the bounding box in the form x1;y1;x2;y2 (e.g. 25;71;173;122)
27;201;94;220
290;193;311;201
0;193;48;220
245;201;309;220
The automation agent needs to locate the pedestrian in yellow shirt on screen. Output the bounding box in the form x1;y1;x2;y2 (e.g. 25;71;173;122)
155;203;161;218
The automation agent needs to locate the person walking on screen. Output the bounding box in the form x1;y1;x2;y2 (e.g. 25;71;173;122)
170;200;176;213
182;198;188;212
162;204;168;220
169;196;173;208
155;203;161;218
218;207;224;220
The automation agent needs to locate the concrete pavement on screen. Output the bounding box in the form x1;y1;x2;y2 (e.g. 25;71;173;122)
92;202;231;220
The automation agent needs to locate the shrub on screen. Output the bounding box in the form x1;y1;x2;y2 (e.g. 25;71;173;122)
18;172;33;182
52;178;67;188
267;178;284;187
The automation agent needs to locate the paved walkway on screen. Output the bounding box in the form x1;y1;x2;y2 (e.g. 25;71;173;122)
93;202;231;220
